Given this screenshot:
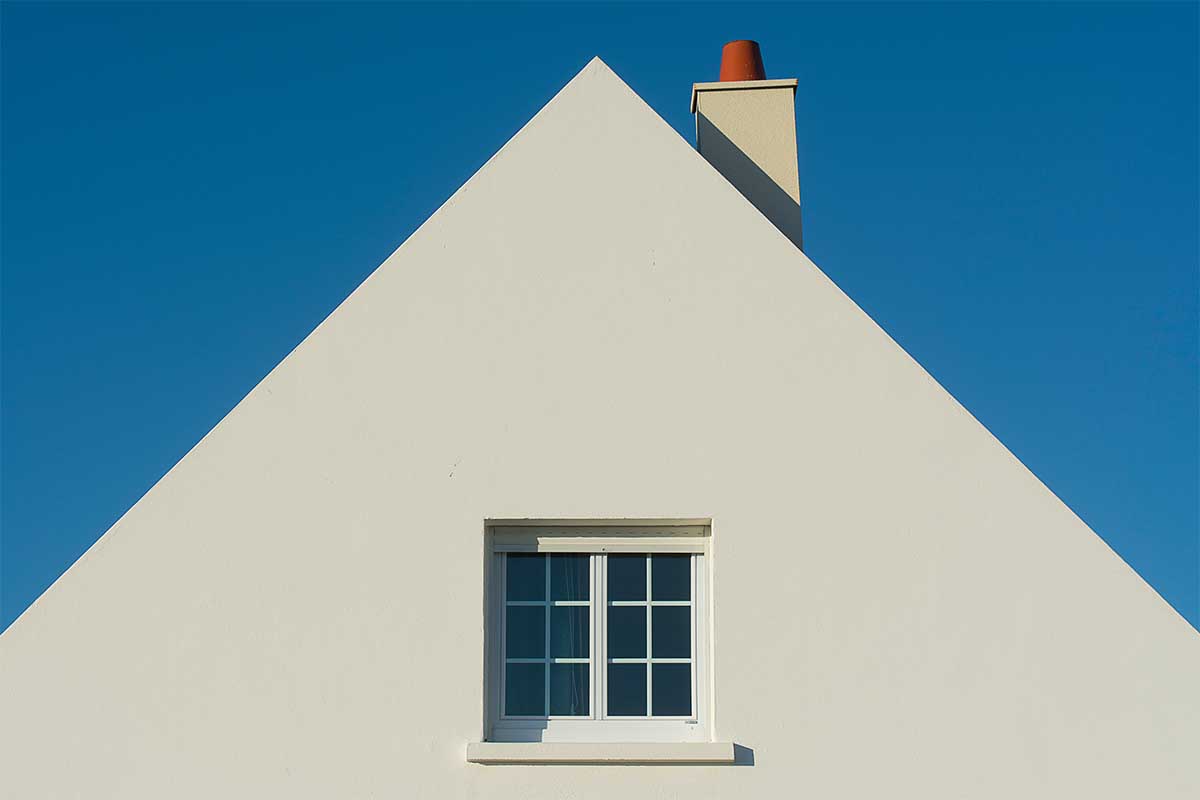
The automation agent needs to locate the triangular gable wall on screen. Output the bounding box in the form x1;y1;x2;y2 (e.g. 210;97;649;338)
2;58;1197;799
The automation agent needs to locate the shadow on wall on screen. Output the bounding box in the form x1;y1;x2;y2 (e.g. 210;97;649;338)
696;113;804;251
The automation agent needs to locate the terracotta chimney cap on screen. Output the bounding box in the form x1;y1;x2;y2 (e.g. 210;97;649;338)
719;40;766;82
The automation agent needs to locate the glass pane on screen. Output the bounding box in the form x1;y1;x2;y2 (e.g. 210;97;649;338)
651;606;690;658
607;663;647;716
652;664;691;716
607;554;646;601
504;662;545;716
506;553;545;601
550;554;589;601
607;606;646;658
651;554;690;601
505;605;545;658
550;663;589;716
550;606;589;658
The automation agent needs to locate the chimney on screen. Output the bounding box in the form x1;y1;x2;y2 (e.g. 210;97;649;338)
691;41;803;250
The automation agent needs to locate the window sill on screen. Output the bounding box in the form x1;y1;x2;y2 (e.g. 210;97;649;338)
466;741;735;765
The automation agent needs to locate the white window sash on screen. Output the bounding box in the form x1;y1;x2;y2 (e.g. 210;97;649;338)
485;522;711;744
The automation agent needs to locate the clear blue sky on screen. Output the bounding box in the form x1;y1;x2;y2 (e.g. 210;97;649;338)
2;2;1196;632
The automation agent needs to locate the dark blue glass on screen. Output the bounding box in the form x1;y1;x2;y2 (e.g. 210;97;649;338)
506;553;545;601
550;606;589;658
505;605;545;658
607;606;646;658
550;663;589;716
550;554;589;601
651;606;690;658
607;554;646;601
651;664;691;716
651;555;690;601
607;663;647;716
504;662;545;716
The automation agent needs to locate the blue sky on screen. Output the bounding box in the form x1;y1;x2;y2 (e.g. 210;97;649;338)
2;2;1196;632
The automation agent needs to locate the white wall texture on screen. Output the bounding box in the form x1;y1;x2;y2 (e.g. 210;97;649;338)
1;59;1197;799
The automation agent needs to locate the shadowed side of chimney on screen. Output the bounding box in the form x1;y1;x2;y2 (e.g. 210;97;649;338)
692;41;803;250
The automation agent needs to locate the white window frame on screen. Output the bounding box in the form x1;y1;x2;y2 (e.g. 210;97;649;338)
484;520;713;744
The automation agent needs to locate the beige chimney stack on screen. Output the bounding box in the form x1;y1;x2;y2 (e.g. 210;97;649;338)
692;41;803;250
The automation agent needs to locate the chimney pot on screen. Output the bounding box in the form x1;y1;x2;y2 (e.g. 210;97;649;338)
719;40;766;82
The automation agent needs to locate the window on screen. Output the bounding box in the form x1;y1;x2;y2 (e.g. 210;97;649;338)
485;521;711;744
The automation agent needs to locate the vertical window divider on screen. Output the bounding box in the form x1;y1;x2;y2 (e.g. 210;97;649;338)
645;553;653;716
543;556;551;717
594;553;604;720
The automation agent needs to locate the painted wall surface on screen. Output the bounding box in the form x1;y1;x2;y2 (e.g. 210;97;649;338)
695;82;803;249
1;59;1197;799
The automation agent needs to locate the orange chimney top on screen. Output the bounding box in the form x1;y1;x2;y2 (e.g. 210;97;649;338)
719;40;766;81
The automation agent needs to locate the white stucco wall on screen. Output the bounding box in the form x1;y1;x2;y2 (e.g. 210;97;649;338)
1;58;1197;799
